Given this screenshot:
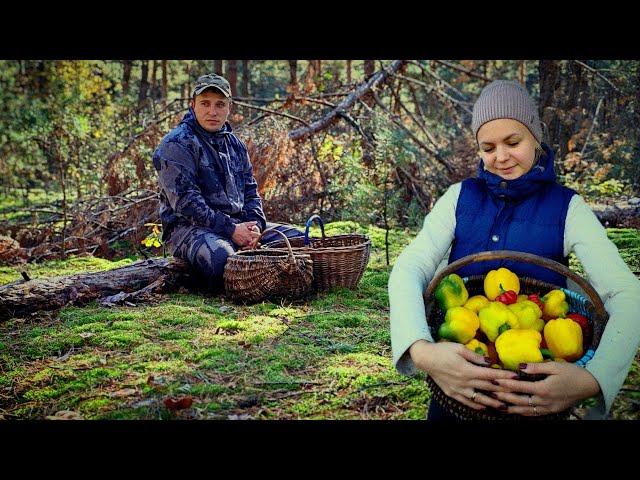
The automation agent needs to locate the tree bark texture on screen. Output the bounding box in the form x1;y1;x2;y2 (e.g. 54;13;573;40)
241;60;249;96
122;60;132;95
138;60;150;109
161;60;168;103
289;60;298;93
226;60;237;96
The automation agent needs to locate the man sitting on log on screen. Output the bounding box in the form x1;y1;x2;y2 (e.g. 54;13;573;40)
153;73;303;291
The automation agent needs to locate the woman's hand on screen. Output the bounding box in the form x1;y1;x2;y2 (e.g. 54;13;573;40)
410;339;518;411
491;361;601;416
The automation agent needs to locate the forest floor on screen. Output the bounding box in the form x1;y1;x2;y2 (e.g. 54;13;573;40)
1;222;639;420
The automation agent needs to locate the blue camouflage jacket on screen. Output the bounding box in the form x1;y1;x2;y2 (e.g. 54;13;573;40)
152;108;266;245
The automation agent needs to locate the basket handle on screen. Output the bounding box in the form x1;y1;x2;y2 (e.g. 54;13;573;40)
304;214;326;246
422;250;607;319
259;228;296;263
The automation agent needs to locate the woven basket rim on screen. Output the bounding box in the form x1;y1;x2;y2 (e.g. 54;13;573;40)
263;238;371;252
233;248;312;259
264;233;370;243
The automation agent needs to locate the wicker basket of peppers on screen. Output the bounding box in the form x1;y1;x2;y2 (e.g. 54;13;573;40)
423;250;609;421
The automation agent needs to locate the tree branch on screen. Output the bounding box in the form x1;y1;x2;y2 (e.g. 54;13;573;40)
432;60;493;82
573;60;620;92
369;91;454;174
233;100;310;127
288;60;407;141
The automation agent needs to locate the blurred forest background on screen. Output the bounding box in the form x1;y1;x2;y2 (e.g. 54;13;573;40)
1;59;639;264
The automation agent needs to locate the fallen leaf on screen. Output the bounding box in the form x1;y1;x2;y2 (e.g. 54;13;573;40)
78;332;94;339
99;357;107;366
55;348;75;362
132;398;156;408
227;414;252;420
45;410;84;420
110;388;137;398
164;396;193;411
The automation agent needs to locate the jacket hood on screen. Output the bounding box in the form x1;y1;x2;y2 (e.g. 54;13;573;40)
477;143;557;202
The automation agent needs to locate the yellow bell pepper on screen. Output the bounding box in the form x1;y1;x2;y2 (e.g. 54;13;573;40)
435;273;469;311
517;294;529;303
508;300;544;332
541;289;569;319
438;306;479;344
543;318;583;361
484;267;520;301
495;329;544;371
463;295;490;314
464;338;489;356
478;301;520;342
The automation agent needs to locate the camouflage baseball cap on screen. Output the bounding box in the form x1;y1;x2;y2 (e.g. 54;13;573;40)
192;73;232;98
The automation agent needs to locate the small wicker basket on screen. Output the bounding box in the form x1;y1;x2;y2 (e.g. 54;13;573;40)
223;228;314;304
422;250;609;421
262;214;371;291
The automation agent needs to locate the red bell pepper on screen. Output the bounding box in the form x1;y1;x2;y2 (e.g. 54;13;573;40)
566;312;591;345
528;294;544;309
496;290;518;305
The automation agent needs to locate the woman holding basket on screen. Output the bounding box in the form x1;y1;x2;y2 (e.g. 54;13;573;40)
388;79;640;420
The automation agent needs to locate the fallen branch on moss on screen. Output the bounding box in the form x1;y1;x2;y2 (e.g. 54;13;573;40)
0;257;192;321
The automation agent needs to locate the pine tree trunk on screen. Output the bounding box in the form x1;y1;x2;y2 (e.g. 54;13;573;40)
241;60;249;96
289;60;298;93
122;60;132;95
362;60;377;167
138;60;150;109
151;59;158;100
161;60;168;106
226;60;237;96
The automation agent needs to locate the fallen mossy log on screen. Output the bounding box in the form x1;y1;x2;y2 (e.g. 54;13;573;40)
0;257;193;321
589;200;640;227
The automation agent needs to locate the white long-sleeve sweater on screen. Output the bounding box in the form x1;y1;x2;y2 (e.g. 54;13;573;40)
388;182;640;419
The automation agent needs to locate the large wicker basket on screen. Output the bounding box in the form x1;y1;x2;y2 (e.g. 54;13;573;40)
422;250;609;421
262;214;371;291
223;228;314;304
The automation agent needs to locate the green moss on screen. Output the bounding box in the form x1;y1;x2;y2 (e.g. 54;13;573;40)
77;397;113;416
96;330;146;348
110;320;144;331
157;330;196;341
216;320;245;332
190;383;227;396
0;255;134;285
144;360;187;373
203;401;225;412
23;386;64;401
132;343;166;359
191;347;244;376
311;312;368;329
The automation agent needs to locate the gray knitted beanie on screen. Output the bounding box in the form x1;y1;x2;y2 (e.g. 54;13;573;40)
471;80;543;143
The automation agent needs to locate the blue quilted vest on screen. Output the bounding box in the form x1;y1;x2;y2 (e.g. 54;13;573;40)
448;144;576;287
